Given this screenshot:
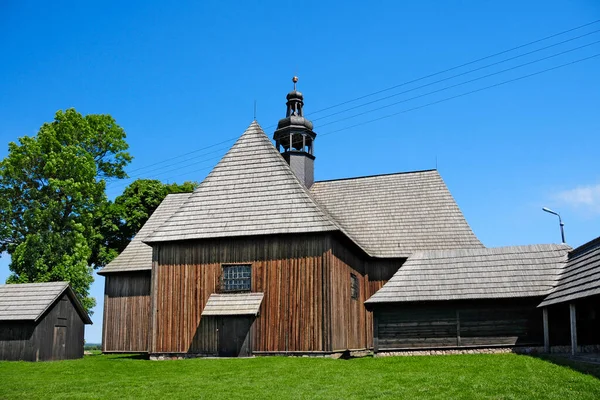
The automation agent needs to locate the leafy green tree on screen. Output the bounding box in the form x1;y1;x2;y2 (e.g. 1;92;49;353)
96;179;197;261
0;109;132;313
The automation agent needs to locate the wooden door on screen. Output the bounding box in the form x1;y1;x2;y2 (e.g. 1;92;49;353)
218;316;253;357
52;326;67;360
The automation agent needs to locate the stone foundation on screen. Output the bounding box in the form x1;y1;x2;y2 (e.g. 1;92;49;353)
150;353;217;361
149;345;600;359
376;344;600;357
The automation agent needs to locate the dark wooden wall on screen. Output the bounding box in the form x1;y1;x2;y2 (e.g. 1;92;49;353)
102;272;151;353
150;233;384;355
328;238;368;351
373;299;544;351
0;293;85;361
151;234;330;354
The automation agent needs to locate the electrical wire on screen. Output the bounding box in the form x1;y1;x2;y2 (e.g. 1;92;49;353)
307;19;600;116
106;52;600;193
105;21;600;191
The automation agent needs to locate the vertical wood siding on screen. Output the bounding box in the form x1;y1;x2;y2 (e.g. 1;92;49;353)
0;294;85;361
374;299;545;350
364;259;404;349
328;238;369;351
151;234;332;354
102;272;151;352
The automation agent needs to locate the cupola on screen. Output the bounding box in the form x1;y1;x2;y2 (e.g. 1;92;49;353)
273;76;317;188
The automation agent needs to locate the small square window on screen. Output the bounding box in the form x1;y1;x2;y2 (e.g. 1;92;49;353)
222;265;251;292
350;273;359;300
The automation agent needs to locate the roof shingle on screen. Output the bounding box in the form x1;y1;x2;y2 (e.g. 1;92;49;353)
365;244;570;304
201;293;264;316
98;193;191;274
310;170;483;257
539;236;600;307
0;282;92;324
145;121;340;243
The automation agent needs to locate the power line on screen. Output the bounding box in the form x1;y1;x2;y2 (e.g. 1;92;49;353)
107;52;600;191
124;136;237;175
106;144;232;188
311;29;600;123
317;40;600;128
109;20;600;187
307;19;600;116
319;52;600;137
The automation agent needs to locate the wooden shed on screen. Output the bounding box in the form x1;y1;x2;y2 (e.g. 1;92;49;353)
0;282;92;361
365;244;570;352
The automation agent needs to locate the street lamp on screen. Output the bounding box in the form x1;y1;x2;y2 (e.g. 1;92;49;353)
542;207;566;244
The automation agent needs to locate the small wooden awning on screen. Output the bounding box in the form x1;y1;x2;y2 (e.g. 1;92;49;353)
201;293;264;316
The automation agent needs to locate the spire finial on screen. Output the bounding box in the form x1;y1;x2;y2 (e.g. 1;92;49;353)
293;76;298;91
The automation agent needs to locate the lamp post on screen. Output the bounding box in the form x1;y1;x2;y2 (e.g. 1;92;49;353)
542;207;566;244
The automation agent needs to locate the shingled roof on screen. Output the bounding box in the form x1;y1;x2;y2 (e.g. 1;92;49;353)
145;121;340;243
310;170;483;257
0;282;92;324
201;293;264;316
365;244;570;304
98;193;190;275
539;236;600;307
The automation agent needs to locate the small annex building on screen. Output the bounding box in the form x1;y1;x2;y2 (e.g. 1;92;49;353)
0;282;92;361
365;245;571;353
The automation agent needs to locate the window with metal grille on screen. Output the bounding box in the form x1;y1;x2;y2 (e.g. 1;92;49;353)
350;273;359;300
222;264;252;292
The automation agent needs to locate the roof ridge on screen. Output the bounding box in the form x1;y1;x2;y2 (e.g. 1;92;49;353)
313;169;438;184
144;121;345;244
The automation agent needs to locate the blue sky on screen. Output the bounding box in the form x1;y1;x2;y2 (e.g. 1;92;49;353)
1;1;599;343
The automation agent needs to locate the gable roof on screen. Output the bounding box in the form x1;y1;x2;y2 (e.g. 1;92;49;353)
0;282;92;324
310;170;483;257
539;236;600;307
145;121;340;243
365;244;570;304
98;193;191;275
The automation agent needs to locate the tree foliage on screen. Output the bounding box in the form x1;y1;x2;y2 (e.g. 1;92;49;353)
96;179;197;263
0;109;132;313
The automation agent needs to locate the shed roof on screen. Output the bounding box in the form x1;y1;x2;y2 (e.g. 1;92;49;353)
365;244;570;304
201;293;264;316
0;282;92;324
539;236;600;307
98;193;191;274
310;170;483;257
145;121;340;243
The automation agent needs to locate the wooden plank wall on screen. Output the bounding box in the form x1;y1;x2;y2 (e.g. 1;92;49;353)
375;299;544;351
328;238;368;351
365;259;404;349
366;259;403;298
151;234;331;354
0;294;85;361
103;272;151;353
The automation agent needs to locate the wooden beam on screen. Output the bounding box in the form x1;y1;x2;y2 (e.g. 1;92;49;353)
373;312;379;354
569;303;577;356
542;307;550;352
456;310;461;347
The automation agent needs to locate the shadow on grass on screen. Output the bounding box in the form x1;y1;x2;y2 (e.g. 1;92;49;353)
530;354;600;380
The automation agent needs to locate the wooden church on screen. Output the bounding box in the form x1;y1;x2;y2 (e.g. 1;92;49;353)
99;80;483;357
100;80;591;357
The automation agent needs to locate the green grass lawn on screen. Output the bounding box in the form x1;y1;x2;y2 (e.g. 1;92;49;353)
1;353;600;399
